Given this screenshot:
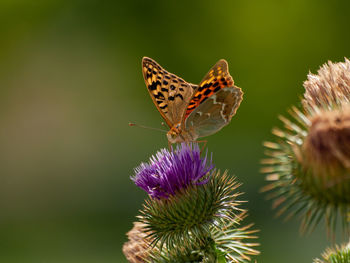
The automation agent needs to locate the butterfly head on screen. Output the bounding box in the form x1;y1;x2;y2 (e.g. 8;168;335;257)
167;123;197;143
167;123;184;143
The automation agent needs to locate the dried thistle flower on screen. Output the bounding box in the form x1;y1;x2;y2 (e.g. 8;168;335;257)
314;240;350;263
261;58;350;235
303;58;350;112
123;222;152;263
302;105;350;171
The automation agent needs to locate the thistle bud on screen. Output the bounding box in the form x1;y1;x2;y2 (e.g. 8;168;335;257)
314;241;350;263
262;59;350;235
129;143;259;262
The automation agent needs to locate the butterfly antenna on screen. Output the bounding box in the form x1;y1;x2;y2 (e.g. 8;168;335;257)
129;122;167;133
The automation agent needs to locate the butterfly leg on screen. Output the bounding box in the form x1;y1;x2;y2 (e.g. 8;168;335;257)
168;140;175;151
196;140;207;153
168;140;171;150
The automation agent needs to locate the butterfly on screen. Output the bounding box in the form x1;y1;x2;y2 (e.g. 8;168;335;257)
142;57;243;144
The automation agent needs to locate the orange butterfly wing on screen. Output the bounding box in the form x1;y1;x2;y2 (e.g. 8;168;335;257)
142;57;197;128
184;59;234;119
183;59;243;139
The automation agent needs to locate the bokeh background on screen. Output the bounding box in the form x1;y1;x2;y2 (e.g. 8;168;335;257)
1;0;350;262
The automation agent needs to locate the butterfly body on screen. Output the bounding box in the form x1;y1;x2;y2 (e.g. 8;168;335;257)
142;57;243;144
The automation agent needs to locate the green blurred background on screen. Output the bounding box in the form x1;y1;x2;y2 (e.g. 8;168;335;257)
1;0;349;262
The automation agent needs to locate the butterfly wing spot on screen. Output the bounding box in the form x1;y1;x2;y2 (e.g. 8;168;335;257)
153;92;165;100
159;104;167;110
148;80;160;91
176;94;184;100
204;89;213;96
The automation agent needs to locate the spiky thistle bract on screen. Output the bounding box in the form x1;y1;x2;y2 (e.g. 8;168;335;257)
146;213;259;263
139;170;243;250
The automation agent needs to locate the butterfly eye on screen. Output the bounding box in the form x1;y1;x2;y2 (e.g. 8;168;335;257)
167;131;178;143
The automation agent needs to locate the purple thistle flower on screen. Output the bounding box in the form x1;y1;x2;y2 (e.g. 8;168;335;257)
132;143;214;199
